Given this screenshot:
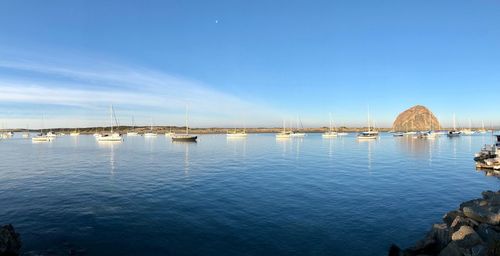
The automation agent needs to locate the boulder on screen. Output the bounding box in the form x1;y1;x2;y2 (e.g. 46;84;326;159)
451;225;483;248
0;224;21;256
443;210;464;227
450;216;479;234
392;105;441;132
438;241;463;256
463;206;500;226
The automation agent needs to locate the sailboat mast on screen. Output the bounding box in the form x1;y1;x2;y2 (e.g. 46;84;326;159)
329;113;333;132
185;105;189;134
110;105;114;133
453;113;456;130
367;106;371;132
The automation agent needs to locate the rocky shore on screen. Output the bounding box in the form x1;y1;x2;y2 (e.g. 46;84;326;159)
389;190;500;256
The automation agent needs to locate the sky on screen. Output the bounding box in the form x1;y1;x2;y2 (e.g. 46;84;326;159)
0;0;499;129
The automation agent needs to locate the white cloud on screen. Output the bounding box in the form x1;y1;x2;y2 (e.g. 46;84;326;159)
0;58;283;128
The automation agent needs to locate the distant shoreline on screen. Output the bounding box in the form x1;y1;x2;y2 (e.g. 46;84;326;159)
1;126;494;134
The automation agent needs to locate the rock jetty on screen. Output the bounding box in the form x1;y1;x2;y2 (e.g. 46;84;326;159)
0;224;21;256
392;105;441;132
389;190;500;256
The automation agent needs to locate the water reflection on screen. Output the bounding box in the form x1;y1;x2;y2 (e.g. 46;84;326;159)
97;141;119;175
172;141;196;175
396;136;432;159
226;135;247;158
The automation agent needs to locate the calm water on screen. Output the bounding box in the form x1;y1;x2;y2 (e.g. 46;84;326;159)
0;133;498;255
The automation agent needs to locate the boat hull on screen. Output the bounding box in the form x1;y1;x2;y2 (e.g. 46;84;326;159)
172;135;197;142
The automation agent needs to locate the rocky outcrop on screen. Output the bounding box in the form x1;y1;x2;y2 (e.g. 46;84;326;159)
392;105;440;132
0;224;21;256
390;190;500;256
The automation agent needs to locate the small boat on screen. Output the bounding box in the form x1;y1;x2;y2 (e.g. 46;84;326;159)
32;125;51;142
447;114;461;137
322;113;338;138
276;120;291;139
32;134;52;142
22;132;30;138
290;116;306;137
172;105;197;142
46;131;57;138
393;132;404;137
97;105;123;142
227;129;248;138
337;132;348;136
97;133;122;142
70;129;80;136
290;131;306;137
144;118;158;137
461;119;475;135
357;107;378;140
127;116;139;136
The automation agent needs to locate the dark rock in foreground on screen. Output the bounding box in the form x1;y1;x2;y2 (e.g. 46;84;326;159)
0;224;21;256
390;190;500;256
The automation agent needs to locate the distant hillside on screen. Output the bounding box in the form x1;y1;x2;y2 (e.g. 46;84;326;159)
392;105;441;131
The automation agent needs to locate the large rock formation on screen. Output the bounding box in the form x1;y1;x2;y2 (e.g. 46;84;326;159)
392;105;440;132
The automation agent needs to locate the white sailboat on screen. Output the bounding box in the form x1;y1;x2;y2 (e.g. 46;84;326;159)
22;125;30;138
70;127;80;136
478;120;487;134
144;118;158;137
172;105;197;142
322;113;338;138
290;116;306;137
276;120;291;139
32;116;52;142
164;126;175;137
127;116;139;136
461;119;475;136
226;124;247;138
97;105;123;142
357;107;378;140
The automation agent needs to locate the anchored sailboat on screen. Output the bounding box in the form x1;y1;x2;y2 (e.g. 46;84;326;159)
144;118;158;137
127;116;139;136
447;113;461;137
172;105;197;142
357;107;378;140
96;105;123;142
276;120;291;139
322;113;338;138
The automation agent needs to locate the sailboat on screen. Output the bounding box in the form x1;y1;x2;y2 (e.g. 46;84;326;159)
226;125;247;138
322;113;338;138
478;120;487;134
276;120;291;139
447;113;461;137
70;127;80;136
357;107;378;140
127;116;139;136
164;126;175;137
460;119;475;136
172;105;197;142
290;116;306;137
22;125;30;138
144;118;158;137
32;116;52;142
96;105;123;142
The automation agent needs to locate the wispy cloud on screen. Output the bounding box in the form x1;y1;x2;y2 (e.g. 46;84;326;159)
0;56;283;128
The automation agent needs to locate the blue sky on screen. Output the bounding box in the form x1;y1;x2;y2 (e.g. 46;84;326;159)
0;0;499;128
